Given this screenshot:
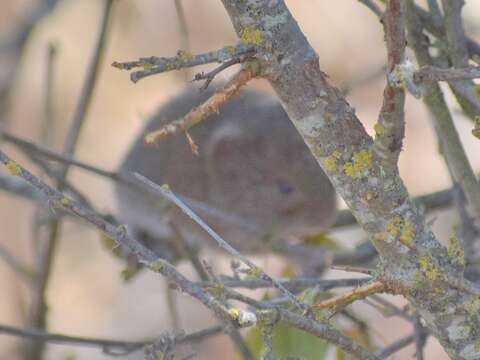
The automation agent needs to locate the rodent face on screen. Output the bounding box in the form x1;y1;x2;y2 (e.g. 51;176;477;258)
205;132;337;244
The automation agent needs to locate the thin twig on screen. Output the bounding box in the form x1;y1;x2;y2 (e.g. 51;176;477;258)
373;0;406;164
0;0;60;111
0;323;225;355
144;67;257;144
1;132;117;180
413;314;427;360
313;281;385;312
367;294;414;322
133;173;309;313
331;265;374;275
200;277;372;290
441;0;480;120
405;2;480;226
414;65;480;83
174;0;191;80
0;244;35;283
169;223;255;360
376;333;416;359
62;0;114;160
0;173;43;201
24;3;115;358
192;57;242;89
112;44;254;83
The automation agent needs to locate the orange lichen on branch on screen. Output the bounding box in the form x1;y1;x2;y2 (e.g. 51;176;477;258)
313;281;385;311
144;67;257;145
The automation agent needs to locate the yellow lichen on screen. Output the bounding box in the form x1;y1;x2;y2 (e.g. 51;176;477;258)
343;149;373;178
447;227;465;266
177;50;194;62
475;83;480;97
6;160;21;176
323;149;341;170
139;61;154;69
419;256;440;281
374;123;386;136
60;197;70;206
386;215;403;237
399;220;416;245
246;266;263;279
207;283;226;299
464;299;480;315
240;26;265;46
228;307;240;320
385;216;416;245
324;156;338;172
373;232;388;241
149;260;164;272
343;162;356;177
472;116;480;140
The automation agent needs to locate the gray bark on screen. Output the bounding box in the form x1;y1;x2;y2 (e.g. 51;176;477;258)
220;1;480;358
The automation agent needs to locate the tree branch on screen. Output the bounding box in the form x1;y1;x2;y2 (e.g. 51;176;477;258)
144;68;257;145
220;0;480;357
112;44;254;83
373;0;406;164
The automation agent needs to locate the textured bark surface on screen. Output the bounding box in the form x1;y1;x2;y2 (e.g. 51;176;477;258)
221;1;480;358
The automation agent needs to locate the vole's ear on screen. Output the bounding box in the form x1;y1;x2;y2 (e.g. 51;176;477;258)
205;123;247;164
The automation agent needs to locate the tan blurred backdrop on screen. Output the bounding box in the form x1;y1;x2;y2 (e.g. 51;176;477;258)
1;0;479;359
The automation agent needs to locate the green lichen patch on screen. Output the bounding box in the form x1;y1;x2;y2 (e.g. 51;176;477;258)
447;227;465;266
207;283;226;299
399;220;416;245
228;307;240;320
464;299;480;316
343;149;373;178
6;160;22;176
472;116;480;140
177;50;194;62
324;150;342;172
246;266;263;279
149;260;164;273
384;216;416;245
374;122;386;136
240;26;265;46
418;256;440;281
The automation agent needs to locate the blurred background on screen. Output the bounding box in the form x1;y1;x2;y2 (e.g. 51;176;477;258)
0;0;479;359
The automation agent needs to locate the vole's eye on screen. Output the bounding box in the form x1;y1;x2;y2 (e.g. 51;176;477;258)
277;180;295;195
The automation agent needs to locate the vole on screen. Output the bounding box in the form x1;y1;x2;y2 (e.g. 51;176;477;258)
115;87;337;263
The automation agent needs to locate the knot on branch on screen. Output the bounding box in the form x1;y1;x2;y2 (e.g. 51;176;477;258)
388;57;423;98
228;307;257;327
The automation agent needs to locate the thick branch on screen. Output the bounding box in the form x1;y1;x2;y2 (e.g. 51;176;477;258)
220;1;480;357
